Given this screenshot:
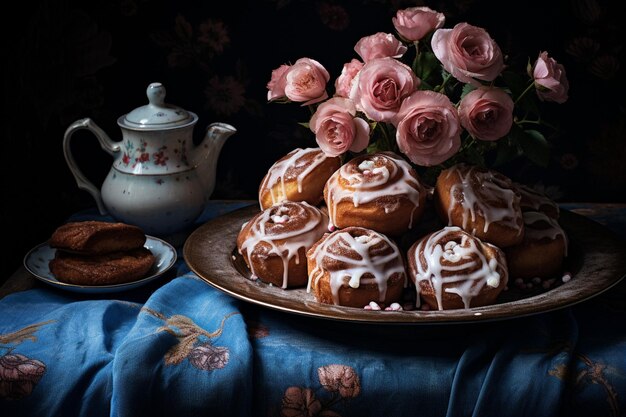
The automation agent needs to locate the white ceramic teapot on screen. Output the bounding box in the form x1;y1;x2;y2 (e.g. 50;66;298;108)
63;82;236;236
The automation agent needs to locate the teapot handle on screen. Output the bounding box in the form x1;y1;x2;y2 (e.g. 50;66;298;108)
63;118;120;215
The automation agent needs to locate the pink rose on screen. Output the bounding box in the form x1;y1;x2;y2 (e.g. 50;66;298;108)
458;87;514;141
350;57;420;122
309;97;370;157
334;59;364;98
431;22;504;86
392;7;445;42
533;51;569;104
354;32;407;62
266;64;289;101
270;58;329;106
393;90;461;166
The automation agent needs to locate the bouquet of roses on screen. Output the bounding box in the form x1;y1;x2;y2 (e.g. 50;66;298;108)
265;6;569;182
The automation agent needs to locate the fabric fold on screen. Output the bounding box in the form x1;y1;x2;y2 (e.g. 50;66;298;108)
0;293;140;417
110;275;253;417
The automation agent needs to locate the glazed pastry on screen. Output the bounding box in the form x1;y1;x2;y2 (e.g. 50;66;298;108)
434;163;524;248
49;221;147;255
49;247;155;285
237;201;329;289
514;182;560;219
324;151;427;236
407;226;508;310
258;147;342;210
307;226;406;308
505;211;568;279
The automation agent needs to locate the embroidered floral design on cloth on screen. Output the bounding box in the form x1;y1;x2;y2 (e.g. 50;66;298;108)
280;364;361;417
549;353;622;417
0;320;53;400
143;307;237;371
523;323;623;417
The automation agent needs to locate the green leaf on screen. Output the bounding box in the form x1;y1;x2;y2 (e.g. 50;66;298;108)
418;80;434;91
461;141;486;167
460;83;477;100
366;140;382;154
511;126;550;167
298;122;310;130
492;135;522;167
501;70;540;116
415;51;440;84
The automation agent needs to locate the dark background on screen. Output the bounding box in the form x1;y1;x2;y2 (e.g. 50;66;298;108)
3;0;625;282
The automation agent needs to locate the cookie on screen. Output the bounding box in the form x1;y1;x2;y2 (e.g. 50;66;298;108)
49;221;147;255
49;247;155;286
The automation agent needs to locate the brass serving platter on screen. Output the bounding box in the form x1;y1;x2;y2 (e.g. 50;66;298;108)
183;205;626;324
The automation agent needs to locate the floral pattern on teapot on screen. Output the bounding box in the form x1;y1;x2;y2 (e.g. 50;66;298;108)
117;136;190;173
63;82;236;236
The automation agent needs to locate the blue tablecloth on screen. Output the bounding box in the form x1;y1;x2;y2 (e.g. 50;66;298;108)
1;201;625;417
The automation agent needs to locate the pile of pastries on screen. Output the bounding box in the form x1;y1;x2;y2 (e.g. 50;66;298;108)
49;221;155;285
236;148;568;311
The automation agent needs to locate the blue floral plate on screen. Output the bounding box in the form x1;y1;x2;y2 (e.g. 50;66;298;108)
23;236;177;293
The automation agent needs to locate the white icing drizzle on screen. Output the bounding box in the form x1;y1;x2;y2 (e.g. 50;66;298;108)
307;228;406;305
326;152;423;229
515;183;560;217
523;211;568;256
259;148;331;208
239;201;328;288
446;165;522;235
412;226;507;310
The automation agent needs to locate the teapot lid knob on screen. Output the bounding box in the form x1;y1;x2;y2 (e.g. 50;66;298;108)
147;82;166;107
121;82;196;129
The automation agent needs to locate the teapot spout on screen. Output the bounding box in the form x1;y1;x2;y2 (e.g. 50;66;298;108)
194;122;237;200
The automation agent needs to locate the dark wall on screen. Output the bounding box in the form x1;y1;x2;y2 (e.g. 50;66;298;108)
3;0;625;281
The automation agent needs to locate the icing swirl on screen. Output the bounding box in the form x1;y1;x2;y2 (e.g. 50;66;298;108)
409;226;508;310
324;151;425;230
444;163;523;236
259;148;338;209
307;227;406;305
237;201;328;288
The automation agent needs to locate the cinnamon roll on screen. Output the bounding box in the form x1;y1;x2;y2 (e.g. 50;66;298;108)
236;201;329;289
505;211;568;279
258;148;342;210
408;226;508;310
434;163;524;248
307;226;407;308
324;151;427;236
513;182;560;219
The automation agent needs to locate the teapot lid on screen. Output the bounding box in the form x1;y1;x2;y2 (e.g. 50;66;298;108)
120;82;196;129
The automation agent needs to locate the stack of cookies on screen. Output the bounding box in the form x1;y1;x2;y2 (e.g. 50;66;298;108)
49;221;155;285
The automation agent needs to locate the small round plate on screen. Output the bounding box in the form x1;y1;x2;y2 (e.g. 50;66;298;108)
24;236;177;293
184;205;626;325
